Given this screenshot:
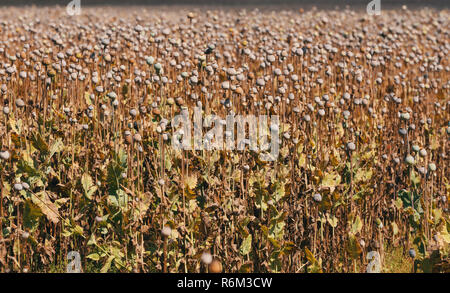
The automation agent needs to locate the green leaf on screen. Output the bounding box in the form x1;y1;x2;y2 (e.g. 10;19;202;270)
398;189;422;213
239;234;252;255
17;159;40;177
304;247;317;264
49;138;64;159
108;189;128;210
269;219;285;240
321;172;341;191
23;200;42;231
87;234;97;246
354;169;373;183
273;182;285;202
346;234;362;259
81;173;97;200
392;222;399;236
87;253;100;261
100;255;114;273
84;92;93;106
351;215;363;235
410;171;421;186
32;133;49;155
73;225;84;237
439;224;450;243
327;214;338;228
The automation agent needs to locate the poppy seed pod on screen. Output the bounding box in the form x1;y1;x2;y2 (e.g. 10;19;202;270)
161;226;171;237
428;163;436;172
419;149;427;157
21;231;30;239
146;56;155;65
398;128;407;136
313;193;322;202
405;155;415;165
133;133;142;142
15;98;25;108
256;78;265;87
124;131;132;144
0;151;10;160
346;142;356;151
189;76;198;84
14;183;23;191
208;259;222;273
154;63;162;72
201;252;213;265
107;92;117;99
129;109;137;117
400;112;410;120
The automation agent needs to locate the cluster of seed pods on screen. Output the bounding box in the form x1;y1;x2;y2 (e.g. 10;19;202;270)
0;6;448;273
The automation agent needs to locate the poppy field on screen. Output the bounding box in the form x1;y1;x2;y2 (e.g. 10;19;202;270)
0;6;448;273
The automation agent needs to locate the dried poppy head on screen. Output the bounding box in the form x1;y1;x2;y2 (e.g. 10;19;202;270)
313;193;322;202
346;142;356;151
208;259;222;273
405;155;415;165
0;151;10;160
15;98;25;108
161;226;172;237
201;252;213;265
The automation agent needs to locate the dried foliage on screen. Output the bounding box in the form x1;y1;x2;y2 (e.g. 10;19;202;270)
0;6;448;273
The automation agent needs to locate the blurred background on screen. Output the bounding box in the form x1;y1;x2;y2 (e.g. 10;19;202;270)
0;0;448;9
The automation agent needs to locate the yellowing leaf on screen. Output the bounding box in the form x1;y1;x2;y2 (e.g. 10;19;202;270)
239;234;252;255
184;175;198;190
31;191;60;224
101;255;114;273
351;215;363;235
321;172;341;191
346;234;362;259
392;222;399;236
304;247;317;264
87;253;100;261
440;224;450;243
327;214;338;228
32;133;49;154
81;173;97;200
355;169;373;183
298;153;306;168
